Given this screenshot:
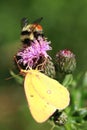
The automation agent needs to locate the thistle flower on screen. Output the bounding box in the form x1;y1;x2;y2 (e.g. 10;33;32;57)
56;49;76;74
15;37;52;70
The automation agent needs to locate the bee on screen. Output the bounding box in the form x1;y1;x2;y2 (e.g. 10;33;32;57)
21;17;44;47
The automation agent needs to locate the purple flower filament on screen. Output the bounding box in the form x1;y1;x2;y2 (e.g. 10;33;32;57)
17;37;52;69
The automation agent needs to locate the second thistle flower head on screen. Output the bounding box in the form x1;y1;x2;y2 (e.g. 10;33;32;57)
15;37;52;70
56;49;76;74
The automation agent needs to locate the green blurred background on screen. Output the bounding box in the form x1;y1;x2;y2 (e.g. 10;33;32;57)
0;0;87;130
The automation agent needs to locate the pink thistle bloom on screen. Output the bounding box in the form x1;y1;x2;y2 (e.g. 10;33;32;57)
56;49;76;73
16;37;52;69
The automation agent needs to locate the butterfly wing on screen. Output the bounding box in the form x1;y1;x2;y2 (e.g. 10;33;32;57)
24;71;56;123
24;70;70;123
25;70;70;110
34;71;70;109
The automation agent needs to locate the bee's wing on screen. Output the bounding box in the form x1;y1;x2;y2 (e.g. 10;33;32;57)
33;17;43;24
21;17;29;28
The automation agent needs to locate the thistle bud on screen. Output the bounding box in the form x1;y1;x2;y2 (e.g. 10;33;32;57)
56;49;76;74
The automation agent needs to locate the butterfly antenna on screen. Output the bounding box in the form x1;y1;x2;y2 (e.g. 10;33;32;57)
5;73;21;80
6;76;14;80
14;55;32;75
14;56;22;71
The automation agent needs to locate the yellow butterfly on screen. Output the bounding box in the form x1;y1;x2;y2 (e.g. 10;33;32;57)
20;69;70;123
